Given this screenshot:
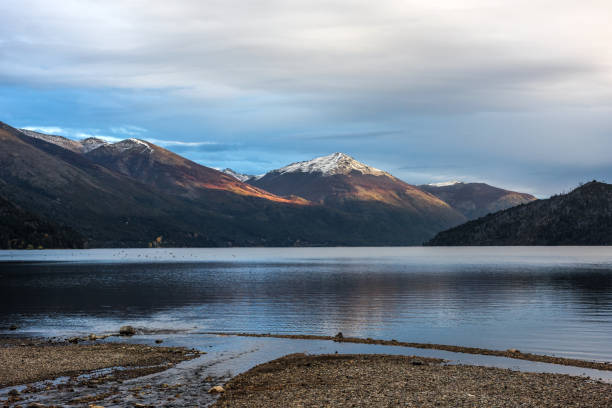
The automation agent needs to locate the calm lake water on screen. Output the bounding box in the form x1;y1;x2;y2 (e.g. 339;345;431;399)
1;247;612;362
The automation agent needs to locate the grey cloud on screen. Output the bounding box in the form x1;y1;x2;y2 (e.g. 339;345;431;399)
297;130;401;140
1;0;610;117
2;1;612;196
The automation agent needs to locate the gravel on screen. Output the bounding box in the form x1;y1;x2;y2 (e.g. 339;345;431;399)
0;338;197;388
214;353;612;408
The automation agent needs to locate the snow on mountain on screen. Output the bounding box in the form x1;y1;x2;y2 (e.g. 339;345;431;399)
273;152;388;177
20;128;112;154
107;138;154;153
222;168;254;182
428;181;463;187
81;137;108;153
18;128;85;153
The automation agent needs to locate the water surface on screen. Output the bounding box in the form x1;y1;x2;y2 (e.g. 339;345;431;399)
1;247;611;362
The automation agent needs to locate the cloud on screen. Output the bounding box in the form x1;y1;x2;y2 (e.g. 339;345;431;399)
110;125;147;136
21;124;232;152
3;1;612;196
297;130;401;140
22;126;65;135
147;138;239;152
2;0;611;118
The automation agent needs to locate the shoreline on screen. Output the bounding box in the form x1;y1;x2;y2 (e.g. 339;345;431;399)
204;332;612;372
2;335;612;407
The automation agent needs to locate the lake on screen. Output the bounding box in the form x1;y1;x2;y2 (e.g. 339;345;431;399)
1;247;612;362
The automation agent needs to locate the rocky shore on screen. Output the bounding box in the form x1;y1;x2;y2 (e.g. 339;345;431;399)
2;334;612;407
215;353;612;407
0;340;197;389
0;337;202;407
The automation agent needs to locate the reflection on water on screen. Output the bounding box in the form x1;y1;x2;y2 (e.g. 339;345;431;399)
1;247;611;361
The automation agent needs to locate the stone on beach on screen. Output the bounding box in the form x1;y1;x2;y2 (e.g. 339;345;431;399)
208;385;225;393
119;325;137;336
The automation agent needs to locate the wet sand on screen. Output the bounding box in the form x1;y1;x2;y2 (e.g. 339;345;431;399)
215;353;612;408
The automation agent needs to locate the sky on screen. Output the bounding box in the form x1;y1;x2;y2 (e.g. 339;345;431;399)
1;0;611;197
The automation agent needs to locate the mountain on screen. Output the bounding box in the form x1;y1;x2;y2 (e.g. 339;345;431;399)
2;122;217;247
250;153;448;207
1;122;461;246
223;168;254;182
419;181;537;220
15;129;300;204
249;153;466;242
427;181;612;246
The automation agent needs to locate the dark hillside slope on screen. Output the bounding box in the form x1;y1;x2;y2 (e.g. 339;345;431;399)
0;194;84;249
427;181;612;246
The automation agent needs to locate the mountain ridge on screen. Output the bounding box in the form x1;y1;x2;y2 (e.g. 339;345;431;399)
1;121;463;246
419;182;537;220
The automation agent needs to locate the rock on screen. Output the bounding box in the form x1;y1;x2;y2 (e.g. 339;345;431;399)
68;337;80;344
88;333;98;341
208;385;225;393
411;360;424;366
89;405;105;408
334;332;343;339
507;348;520;354
8;389;20;396
9;324;18;330
155;339;163;344
27;403;46;408
119;325;136;336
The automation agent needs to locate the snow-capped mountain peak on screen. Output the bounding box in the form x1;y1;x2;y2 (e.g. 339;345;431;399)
81;137;108;153
428;180;463;187
222;168;254;182
275;152;388;177
109;138;153;153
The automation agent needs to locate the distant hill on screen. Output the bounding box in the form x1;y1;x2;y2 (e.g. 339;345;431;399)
427;181;612;246
419;181;536;220
249;153;466;242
